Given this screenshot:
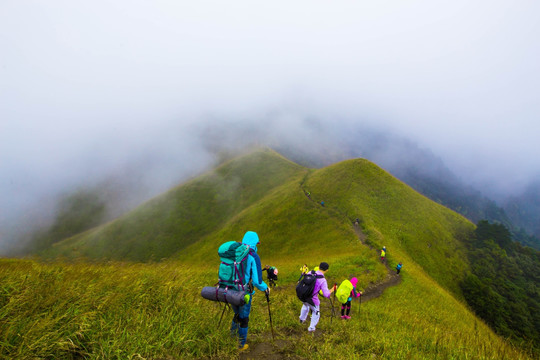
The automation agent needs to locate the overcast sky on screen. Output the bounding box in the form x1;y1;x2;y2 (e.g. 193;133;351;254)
1;0;539;249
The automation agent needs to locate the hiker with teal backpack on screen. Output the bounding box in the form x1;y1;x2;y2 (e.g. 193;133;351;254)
297;262;334;333
229;231;269;351
335;277;362;319
199;230;269;350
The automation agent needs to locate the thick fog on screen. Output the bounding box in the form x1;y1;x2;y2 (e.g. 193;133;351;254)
1;0;539;253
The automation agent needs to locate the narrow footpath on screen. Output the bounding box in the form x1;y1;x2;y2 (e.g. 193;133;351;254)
238;224;402;360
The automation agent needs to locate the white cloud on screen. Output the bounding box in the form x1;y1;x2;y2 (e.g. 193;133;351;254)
1;0;539;249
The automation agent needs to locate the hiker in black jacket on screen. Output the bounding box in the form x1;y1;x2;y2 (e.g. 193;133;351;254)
262;265;278;287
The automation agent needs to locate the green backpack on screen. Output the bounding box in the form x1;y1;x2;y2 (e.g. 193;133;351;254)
336;279;354;304
218;241;250;291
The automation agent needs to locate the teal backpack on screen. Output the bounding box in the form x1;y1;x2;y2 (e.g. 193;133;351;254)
218;241;250;291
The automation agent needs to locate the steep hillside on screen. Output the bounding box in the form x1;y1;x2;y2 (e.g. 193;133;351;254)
43;148;305;261
273;130;540;250
2;150;535;359
178;166;389;290
302;159;474;294
43;150;475;296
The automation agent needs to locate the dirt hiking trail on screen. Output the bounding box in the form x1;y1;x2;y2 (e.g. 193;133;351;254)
237;224;402;360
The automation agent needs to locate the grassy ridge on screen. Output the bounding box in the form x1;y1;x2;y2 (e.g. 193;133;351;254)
43;149;305;262
178;169;374;266
1;149;533;358
304;159;474;295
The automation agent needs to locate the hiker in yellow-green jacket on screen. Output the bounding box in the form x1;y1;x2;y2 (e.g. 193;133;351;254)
340;277;362;320
297;264;309;283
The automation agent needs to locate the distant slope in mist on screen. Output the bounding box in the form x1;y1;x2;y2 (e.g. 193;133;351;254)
43;148;305;261
16;123;538;258
504;180;540;240
271;128;540;249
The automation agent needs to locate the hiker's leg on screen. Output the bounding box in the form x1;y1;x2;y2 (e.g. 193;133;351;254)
346;300;351;316
237;295;253;347
341;304;345;316
238;322;249;348
299;303;310;322
230;304;240;335
308;304;320;331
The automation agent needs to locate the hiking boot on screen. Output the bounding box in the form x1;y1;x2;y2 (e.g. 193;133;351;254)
340;315;346;320
345;315;351;320
239;344;249;351
299;318;305;324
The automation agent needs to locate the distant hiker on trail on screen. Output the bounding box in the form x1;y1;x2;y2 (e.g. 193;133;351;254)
230;231;269;351
354;218;360;226
320;201;325;207
306;191;311;198
297;262;334;333
262;265;278;287
297;264;309;283
396;262;403;274
336;277;362;320
380;246;386;263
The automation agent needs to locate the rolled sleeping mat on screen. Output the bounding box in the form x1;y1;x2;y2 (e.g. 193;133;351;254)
201;286;247;306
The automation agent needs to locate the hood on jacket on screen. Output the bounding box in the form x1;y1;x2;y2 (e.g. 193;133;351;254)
242;231;260;253
350;277;358;287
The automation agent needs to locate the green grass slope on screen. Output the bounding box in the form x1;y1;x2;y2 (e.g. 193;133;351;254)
0;258;532;359
4;149;533;359
178;166;389;288
180;157;474;297
302;159;475;295
43;148;305;262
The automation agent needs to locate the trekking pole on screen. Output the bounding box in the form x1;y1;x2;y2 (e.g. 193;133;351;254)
330;283;337;324
333;283;337;317
328;297;335;324
217;302;229;328
265;290;275;340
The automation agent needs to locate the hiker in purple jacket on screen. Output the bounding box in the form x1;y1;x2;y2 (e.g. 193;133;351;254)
298;262;334;332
